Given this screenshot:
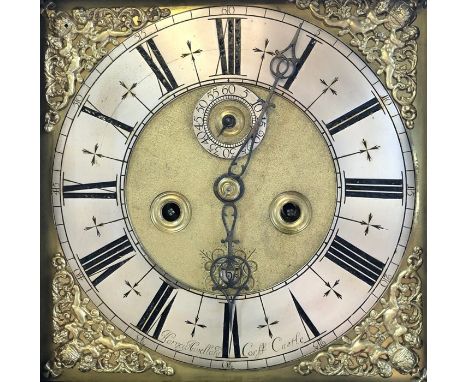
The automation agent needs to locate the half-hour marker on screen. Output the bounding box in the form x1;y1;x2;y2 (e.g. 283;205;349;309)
63;180;117;199
325;235;385;286
81;105;134;134
345;177;403;199
137;39;178;93
181;40;203;84
311;269;343;299
257;295;279;339
82;143;124;166
185;295;207;337
221;303;241;358
283;37;317;90
123;280;141;298
339;212;385;235
253;39;274;83
119;81;137;100
290;291;320;339
84;216;125;237
215;18;242;75
326;97;382;135
123;264;159;298
336;139;380;161
307;77;339;108
136;281;177;339
79;234;134;287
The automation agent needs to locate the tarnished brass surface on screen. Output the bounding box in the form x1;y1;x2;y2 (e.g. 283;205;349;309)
125;85;336;292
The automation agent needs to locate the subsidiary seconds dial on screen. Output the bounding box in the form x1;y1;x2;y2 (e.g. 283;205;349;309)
52;5;415;370
193;84;267;159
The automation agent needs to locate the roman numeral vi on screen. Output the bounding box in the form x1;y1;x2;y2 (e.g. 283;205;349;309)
221;303;241;358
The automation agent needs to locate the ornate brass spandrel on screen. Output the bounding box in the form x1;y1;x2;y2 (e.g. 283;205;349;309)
294;247;425;380
295;0;420;129
44;253;175;378
42;3;171;133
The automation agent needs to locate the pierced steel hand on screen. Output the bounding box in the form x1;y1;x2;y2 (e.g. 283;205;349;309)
210;24;304;338
227;23;303;178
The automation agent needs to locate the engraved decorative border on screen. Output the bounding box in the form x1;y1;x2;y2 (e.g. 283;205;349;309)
295;0;421;129
42;3;171;132
294;247;425;380
44;253;175;378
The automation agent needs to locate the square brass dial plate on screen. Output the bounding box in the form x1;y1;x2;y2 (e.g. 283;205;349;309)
40;1;427;381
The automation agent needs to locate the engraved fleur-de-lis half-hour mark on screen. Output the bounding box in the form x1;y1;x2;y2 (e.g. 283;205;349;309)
339;212;385;236
181;40;203;84
308;77;339;108
120;81;137;100
337;139;380;162
253;39;275;84
257;295;279;338
82;143;125;166
185;295;207;337
84;215;126;237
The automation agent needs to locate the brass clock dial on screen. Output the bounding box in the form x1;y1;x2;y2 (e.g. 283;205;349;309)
45;2;424;376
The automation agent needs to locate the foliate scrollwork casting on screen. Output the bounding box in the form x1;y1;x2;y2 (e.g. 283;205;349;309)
43;5;171;132
294;247;424;379
296;0;420;129
44;253;174;378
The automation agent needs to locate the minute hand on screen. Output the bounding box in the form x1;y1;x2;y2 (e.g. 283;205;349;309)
228;24;303;178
